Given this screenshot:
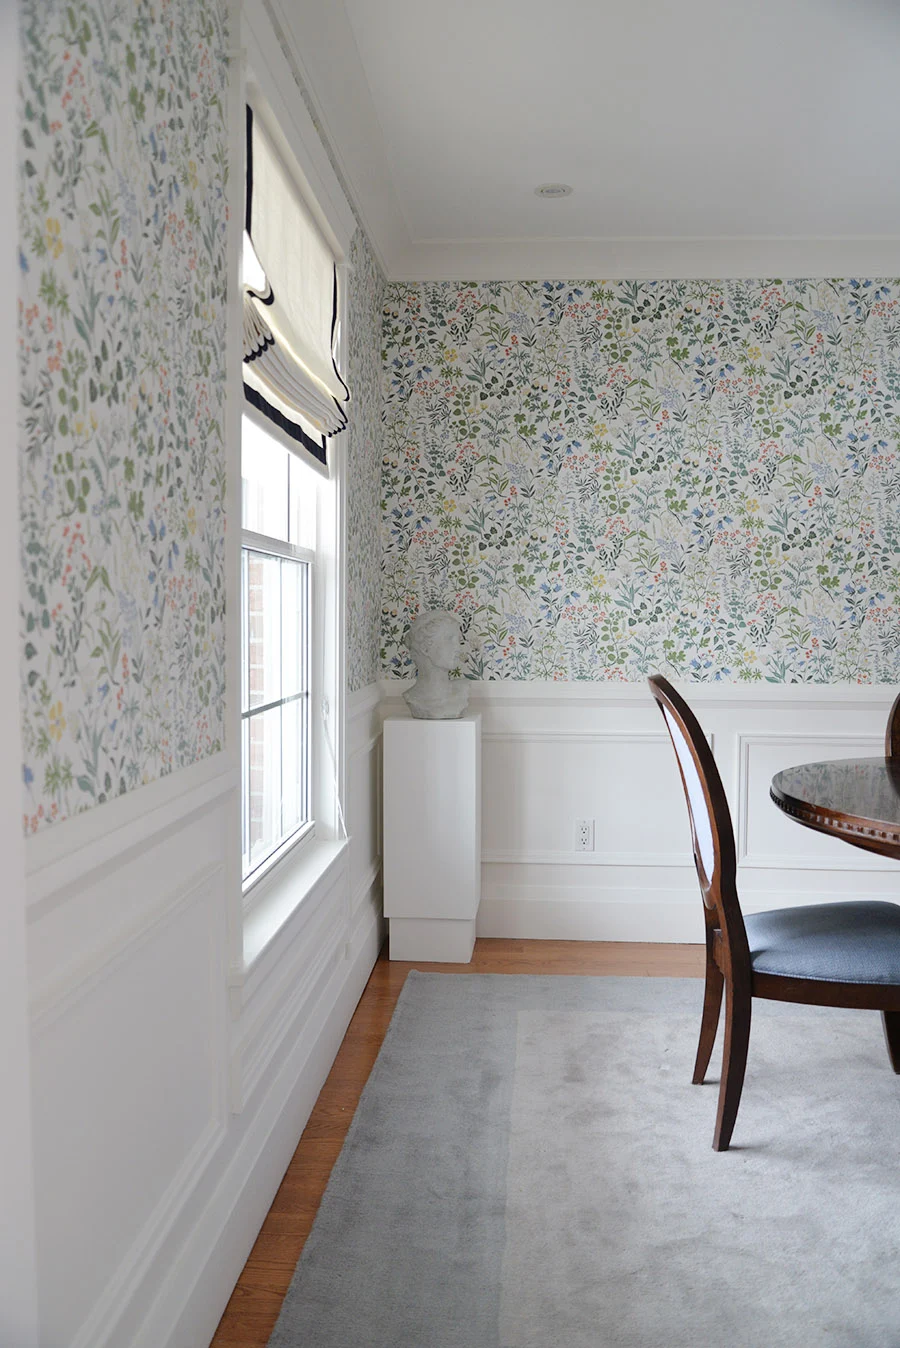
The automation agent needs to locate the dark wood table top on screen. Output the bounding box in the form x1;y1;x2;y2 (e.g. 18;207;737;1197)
770;757;900;860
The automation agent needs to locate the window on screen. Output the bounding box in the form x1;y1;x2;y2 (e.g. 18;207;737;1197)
235;26;354;929
241;413;318;886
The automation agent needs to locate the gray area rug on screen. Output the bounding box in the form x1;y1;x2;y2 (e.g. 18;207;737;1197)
268;974;900;1347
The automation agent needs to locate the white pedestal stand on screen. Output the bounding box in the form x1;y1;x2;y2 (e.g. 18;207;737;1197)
382;713;482;962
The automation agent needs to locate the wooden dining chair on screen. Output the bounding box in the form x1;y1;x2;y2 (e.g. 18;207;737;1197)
649;674;900;1151
886;691;900;759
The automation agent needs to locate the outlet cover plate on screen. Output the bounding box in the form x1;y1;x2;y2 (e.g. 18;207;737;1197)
575;818;595;852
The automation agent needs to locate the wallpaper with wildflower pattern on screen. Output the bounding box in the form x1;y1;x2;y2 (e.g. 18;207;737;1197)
18;0;230;832
346;227;385;692
382;279;900;683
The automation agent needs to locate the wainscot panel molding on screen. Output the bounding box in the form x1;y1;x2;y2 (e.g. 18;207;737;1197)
383;680;898;943
68;1114;227;1348
24;752;236;912
129;911;381;1348
30;861;226;1032
736;731;892;871
26;789;231;1014
29;855;228;1348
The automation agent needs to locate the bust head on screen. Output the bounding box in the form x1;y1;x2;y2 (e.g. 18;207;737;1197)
405;610;462;674
403;610;468;720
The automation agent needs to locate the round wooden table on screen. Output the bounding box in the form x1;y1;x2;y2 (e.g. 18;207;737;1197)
770;757;900;861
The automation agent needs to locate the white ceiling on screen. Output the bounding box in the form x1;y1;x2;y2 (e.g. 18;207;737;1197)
276;0;900;279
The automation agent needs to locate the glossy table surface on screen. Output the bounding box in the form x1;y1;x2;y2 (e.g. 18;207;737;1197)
770;757;900;860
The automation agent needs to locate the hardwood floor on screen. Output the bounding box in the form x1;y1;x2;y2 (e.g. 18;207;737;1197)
210;938;703;1346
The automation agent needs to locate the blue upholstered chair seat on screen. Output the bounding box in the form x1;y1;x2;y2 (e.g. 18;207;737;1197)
746;901;900;985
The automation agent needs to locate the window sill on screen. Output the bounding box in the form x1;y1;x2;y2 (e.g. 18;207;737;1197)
242;836;349;976
242;820;316;900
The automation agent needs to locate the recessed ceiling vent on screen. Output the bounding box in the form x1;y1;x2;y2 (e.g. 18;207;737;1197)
534;183;573;198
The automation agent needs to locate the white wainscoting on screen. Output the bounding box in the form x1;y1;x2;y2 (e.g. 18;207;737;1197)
24;684;384;1348
381;681;899;944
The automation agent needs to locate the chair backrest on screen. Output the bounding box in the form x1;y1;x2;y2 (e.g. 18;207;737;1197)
648;676;746;953
886;692;900;760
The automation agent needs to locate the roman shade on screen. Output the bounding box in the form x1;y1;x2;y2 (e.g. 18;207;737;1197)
243;105;349;472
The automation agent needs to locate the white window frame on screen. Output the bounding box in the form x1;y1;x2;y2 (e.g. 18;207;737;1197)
240;514;315;891
226;0;355;954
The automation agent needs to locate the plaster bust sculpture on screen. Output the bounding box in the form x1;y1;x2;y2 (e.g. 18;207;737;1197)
403;610;469;720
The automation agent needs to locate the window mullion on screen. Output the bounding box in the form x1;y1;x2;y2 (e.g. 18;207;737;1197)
242;528;315;564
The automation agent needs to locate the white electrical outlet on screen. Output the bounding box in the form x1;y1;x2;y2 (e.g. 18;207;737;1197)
575;818;595;852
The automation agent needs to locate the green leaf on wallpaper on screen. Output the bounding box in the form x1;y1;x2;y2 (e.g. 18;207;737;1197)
129;87;146;121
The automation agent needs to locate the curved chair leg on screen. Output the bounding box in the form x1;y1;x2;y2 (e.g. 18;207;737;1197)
692;955;724;1085
882;1011;900;1074
713;983;751;1152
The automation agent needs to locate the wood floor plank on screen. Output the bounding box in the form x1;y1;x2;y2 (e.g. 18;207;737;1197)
209;937;702;1346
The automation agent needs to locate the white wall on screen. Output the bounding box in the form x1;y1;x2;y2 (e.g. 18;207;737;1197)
22;687;382;1348
382;681;897;943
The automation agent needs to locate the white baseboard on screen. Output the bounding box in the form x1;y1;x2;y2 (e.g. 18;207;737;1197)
477;890;703;943
476;885;900;945
129;906;382;1348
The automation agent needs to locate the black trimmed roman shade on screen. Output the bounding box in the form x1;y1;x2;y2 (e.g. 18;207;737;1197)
243;105;350;472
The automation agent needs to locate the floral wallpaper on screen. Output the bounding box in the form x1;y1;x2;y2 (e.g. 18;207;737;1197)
346;227;385;693
18;0;230;832
382;279;900;683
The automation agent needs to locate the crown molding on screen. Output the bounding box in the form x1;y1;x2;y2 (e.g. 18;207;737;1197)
389;235;900;282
